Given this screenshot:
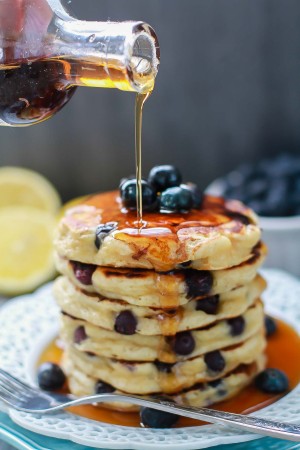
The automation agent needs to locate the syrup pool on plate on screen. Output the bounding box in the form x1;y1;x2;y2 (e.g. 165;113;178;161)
38;317;300;428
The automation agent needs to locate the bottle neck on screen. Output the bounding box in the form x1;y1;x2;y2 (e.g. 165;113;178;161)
51;18;159;93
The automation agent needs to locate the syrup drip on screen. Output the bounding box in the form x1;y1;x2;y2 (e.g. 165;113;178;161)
156;273;181;309
155;335;177;364
38;318;300;428
157;308;183;336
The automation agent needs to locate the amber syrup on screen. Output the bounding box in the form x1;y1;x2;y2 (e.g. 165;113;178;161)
0;56;154;126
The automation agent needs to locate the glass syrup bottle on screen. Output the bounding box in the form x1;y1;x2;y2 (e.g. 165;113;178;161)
0;0;159;126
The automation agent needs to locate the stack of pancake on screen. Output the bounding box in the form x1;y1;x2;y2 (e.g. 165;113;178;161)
53;192;267;411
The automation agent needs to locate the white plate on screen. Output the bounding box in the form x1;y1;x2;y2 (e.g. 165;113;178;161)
1;269;300;450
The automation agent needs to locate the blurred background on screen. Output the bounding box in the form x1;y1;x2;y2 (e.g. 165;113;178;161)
0;0;299;202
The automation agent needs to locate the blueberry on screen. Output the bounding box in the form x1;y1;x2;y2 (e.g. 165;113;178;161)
171;331;195;355
120;178;157;211
140;406;179;428
95;380;115;394
37;362;66;391
255;368;289;394
204;351;225;373
178;260;192;268
114;310;137;335
148;165;182;192
246;177;269;200
70;261;96;285
224;184;248;203
195;295;220;314
155;361;174;373
264;154;300;178
226;212;250;226
262;178;290;217
207;379;222;388
265;316;277;337
185;270;213;299
227;316;245;336
74;326;87;344
181;183;203;208
119;175;135;190
160;187;193;213
95;222;118;249
246;199;268;216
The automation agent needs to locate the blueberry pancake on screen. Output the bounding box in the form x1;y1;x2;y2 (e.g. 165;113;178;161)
55;242;267;308
54;192;261;272
61;332;266;395
60;300;264;363
54;275;265;336
63;354;266;412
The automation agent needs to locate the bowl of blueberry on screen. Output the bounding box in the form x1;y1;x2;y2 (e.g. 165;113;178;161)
206;153;300;277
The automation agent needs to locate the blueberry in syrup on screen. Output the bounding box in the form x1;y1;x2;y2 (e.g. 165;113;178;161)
95;380;115;394
255;368;289;394
265;316;277;337
74;325;87;344
171;331;195;355
195;295;220;314
204;350;226;373
140;405;179;428
160;186;193;213
95;222;118;250
227;316;245;336
120;178;157;210
37;362;66;391
114;310;137;335
181;183;203;208
70;261;96;285
148;165;182;192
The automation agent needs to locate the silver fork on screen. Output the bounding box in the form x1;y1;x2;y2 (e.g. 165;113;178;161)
0;368;300;442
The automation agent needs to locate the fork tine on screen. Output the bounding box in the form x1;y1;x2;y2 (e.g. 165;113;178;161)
0;368;37;393
0;382;21;402
0;378;33;400
0;379;17;396
0;371;28;397
0;390;15;406
0;368;31;387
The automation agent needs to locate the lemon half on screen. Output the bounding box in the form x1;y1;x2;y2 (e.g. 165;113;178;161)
0;166;61;213
0;206;57;295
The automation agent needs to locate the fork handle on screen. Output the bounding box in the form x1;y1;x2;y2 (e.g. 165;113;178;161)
60;394;300;442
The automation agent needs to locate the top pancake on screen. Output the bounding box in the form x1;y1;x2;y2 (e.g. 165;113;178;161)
54;192;261;271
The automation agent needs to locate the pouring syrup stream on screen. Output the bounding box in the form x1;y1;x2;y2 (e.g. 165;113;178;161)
135;92;151;228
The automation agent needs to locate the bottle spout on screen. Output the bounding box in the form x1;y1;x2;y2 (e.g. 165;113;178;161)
51;18;160;93
107;22;160;93
105;22;159;93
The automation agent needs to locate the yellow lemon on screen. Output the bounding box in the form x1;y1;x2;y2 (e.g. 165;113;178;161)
0;206;57;295
0;166;61;213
